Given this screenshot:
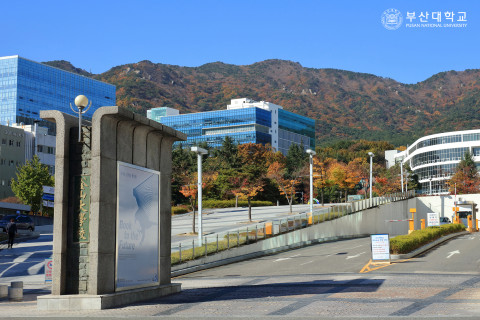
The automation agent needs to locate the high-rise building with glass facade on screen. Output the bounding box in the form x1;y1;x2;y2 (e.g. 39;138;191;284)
389;129;480;194
149;98;315;154
0;55;116;133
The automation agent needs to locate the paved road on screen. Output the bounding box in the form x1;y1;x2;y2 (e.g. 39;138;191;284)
0;225;52;287
2;231;480;318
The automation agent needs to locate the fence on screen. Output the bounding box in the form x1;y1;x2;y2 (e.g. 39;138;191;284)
171;190;415;265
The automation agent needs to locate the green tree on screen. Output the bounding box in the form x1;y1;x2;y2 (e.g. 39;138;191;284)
285;143;308;176
11;156;54;213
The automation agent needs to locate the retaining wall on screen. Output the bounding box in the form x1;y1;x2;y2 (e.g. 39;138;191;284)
172;198;415;275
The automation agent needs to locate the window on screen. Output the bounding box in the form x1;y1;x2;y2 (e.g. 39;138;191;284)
8;140;13;146
1;139;5;145
9;160;14;166
16;141;21;147
37;145;43;153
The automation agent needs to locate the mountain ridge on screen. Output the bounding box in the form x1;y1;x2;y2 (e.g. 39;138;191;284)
44;59;480;146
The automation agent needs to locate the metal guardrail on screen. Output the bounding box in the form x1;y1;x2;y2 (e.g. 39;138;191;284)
171;190;415;264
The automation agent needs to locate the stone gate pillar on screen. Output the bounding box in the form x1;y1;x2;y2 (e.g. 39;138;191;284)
37;106;186;310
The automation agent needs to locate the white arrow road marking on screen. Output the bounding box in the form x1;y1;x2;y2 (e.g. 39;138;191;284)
346;252;366;260
28;261;45;275
447;250;460;259
274;254;301;262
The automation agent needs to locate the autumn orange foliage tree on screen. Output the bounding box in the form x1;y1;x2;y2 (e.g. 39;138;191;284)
447;151;480;194
179;172;217;233
267;161;306;213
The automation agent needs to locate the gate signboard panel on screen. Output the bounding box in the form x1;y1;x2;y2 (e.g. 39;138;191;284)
115;162;160;290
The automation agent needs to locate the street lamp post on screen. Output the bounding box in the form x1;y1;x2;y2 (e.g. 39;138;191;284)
70;95;92;142
191;146;208;245
306;149;316;214
368;152;374;200
400;161;404;194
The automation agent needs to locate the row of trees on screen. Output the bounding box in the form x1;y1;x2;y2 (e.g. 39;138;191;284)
171;138;421;232
6;140;480;220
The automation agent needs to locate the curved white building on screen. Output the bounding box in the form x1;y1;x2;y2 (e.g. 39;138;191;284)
392;129;480;194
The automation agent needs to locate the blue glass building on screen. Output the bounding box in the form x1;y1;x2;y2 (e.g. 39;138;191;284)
150;98;315;154
0;55;116;133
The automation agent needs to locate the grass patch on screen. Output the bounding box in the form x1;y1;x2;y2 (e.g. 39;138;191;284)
172;206;190;215
390;224;466;254
171;231;266;265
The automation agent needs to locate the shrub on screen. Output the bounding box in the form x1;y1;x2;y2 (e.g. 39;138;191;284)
202;200;273;209
390;224;465;254
171;206;190;215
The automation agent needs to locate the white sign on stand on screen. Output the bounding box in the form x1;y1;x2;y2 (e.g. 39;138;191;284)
371;234;390;261
427;212;440;227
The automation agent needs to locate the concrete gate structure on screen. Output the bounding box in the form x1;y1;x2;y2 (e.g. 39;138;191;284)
37;106;186;310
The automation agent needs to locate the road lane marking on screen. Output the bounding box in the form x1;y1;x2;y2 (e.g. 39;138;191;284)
13;252;34;263
447;250;460;259
300;261;314;266
274;258;291;262
274;254;302;262
359;258;414;273
28;261;45;275
346;252;366;260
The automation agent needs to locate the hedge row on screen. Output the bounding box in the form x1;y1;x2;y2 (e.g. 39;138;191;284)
203;200;274;209
171;206;189;215
390;224;465;254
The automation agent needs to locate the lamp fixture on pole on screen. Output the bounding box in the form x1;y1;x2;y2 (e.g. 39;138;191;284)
70;95;92;142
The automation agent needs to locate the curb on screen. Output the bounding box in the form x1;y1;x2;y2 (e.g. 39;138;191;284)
391;231;469;260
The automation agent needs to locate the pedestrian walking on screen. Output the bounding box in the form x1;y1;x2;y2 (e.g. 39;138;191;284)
7;218;17;249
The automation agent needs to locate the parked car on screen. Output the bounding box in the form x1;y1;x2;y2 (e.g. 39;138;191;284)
439;217;451;225
0;215;35;232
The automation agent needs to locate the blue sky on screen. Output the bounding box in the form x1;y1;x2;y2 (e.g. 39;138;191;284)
2;0;478;83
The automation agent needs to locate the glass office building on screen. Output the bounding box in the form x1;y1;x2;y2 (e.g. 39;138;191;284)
0;55;116;133
390;129;480;194
151;98;315;154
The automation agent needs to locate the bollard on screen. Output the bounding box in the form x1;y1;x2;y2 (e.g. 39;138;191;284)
0;285;7;298
265;222;273;235
179;243;182;263
408;208;416;234
421;219;425;230
9;281;23;301
468;215;473;232
308;213;313;225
